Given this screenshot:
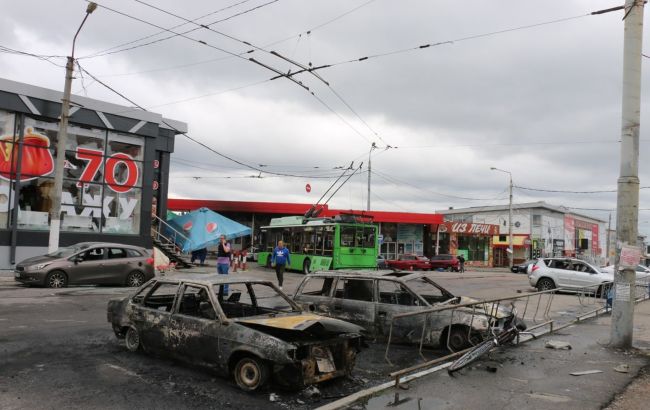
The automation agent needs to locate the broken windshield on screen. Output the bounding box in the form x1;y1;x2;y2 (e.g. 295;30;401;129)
213;282;299;319
405;277;455;305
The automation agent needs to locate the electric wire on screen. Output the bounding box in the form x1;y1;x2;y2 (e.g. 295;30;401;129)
80;0;276;59
515;185;650;194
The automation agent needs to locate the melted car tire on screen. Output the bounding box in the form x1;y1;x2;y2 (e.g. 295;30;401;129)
126;271;145;287
125;326;141;352
45;270;68;288
234;357;269;391
536;278;555;292
445;326;473;352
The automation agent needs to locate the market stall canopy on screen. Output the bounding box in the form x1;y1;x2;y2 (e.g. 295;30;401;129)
166;207;251;253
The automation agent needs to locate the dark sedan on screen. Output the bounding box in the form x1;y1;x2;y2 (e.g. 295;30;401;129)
14;242;154;288
511;259;536;273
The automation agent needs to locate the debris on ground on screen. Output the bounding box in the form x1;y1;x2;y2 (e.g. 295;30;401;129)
302;386;321;399
545;341;572;350
269;393;280;402
486;366;498;373
570;370;603;376
614;364;630;374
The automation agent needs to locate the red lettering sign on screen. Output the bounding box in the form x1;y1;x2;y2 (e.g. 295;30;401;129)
105;153;139;193
442;222;499;236
75;148;103;187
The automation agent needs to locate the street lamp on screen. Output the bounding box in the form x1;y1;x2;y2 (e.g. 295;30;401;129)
491;167;513;268
48;2;97;253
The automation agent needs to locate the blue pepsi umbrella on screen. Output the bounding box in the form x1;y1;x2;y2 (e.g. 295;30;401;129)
165;207;251;252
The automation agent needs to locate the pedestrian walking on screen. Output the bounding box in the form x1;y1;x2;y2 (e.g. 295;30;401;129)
241;248;248;271
217;235;231;295
271;240;291;290
458;254;465;273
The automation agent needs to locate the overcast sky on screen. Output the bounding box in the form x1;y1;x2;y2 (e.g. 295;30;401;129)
1;0;649;234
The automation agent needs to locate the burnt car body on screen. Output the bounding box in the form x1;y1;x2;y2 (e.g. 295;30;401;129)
293;271;522;351
107;274;363;391
15;242;154;288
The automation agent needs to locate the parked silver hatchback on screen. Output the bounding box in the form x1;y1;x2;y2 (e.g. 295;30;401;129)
14;242;154;288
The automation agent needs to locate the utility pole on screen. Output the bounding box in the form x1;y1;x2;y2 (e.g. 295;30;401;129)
367;142;376;211
48;2;97;253
491;167;514;268
611;0;644;348
606;213;612;264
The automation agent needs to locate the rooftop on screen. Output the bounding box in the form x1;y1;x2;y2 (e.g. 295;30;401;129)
439;201;606;223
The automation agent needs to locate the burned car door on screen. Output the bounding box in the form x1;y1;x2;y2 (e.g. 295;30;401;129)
167;284;224;371
293;276;335;314
375;279;427;343
331;278;376;335
136;281;180;353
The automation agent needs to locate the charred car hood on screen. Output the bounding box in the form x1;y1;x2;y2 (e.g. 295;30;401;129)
235;313;364;340
456;296;513;319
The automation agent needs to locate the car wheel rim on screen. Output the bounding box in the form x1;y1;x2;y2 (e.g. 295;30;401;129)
540;280;552;290
239;362;260;388
129;273;144;287
49;273;65;288
449;332;466;351
126;328;139;350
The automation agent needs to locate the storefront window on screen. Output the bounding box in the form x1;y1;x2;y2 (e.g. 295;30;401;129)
17;177;53;230
0;110;16;229
458;236;489;261
103;188;141;234
7;117;146;235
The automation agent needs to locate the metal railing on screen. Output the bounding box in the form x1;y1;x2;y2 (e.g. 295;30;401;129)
151;214;193;254
384;277;650;384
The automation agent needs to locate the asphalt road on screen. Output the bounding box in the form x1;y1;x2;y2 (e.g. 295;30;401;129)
0;267;535;409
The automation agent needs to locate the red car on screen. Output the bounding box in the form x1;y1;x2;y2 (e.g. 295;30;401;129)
386;254;431;270
429;254;459;272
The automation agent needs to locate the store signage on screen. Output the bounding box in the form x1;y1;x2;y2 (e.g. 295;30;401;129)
0;128;54;182
61;191;138;220
440;222;499;236
76;148;139;193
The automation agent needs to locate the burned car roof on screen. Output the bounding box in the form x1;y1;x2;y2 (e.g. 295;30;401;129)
307;270;432;281
154;274;277;285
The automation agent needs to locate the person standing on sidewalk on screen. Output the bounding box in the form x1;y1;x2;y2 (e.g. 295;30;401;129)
271;240;291;290
458;254;465;273
217;235;231;295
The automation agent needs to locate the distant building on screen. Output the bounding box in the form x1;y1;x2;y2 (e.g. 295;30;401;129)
439;202;607;267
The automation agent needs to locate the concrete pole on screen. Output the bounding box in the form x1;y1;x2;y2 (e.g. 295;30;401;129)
48;56;74;253
367;142;375;211
47;3;96;253
508;173;513;268
611;0;644;348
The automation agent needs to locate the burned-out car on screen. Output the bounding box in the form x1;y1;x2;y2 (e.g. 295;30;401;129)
293;271;524;351
107;275;364;391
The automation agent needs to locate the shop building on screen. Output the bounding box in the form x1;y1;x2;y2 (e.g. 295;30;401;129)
167;199;443;258
441;202;607;266
0;78;185;268
433;221;500;267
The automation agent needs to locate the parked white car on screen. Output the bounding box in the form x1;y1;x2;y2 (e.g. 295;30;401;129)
600;264;650;276
527;258;614;294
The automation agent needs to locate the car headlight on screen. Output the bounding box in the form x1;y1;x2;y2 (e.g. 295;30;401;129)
33;263;50;270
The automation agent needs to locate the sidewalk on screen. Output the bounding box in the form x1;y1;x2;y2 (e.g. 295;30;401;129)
344;300;650;410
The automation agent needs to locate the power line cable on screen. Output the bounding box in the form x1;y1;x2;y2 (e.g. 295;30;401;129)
515;185;650;194
80;0;274;59
92;0;377;78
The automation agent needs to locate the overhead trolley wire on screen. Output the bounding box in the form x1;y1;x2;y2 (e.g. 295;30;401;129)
80;0;277;59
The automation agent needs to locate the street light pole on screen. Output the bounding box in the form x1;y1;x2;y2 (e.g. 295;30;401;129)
491;167;513;268
367;142;376;211
611;0;644;348
48;2;97;253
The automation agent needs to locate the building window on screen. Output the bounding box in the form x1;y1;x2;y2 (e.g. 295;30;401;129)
532;214;542;226
0;110;16;229
1;116;146;235
458;235;488;261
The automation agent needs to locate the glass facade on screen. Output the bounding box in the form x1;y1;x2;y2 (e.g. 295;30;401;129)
0;110;144;234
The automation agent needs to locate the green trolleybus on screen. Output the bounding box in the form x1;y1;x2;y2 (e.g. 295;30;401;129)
258;215;378;273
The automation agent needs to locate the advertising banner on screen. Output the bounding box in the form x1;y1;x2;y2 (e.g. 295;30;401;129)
564;216;575;252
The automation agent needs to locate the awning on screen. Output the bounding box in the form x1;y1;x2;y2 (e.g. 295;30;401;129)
492;235;531;248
